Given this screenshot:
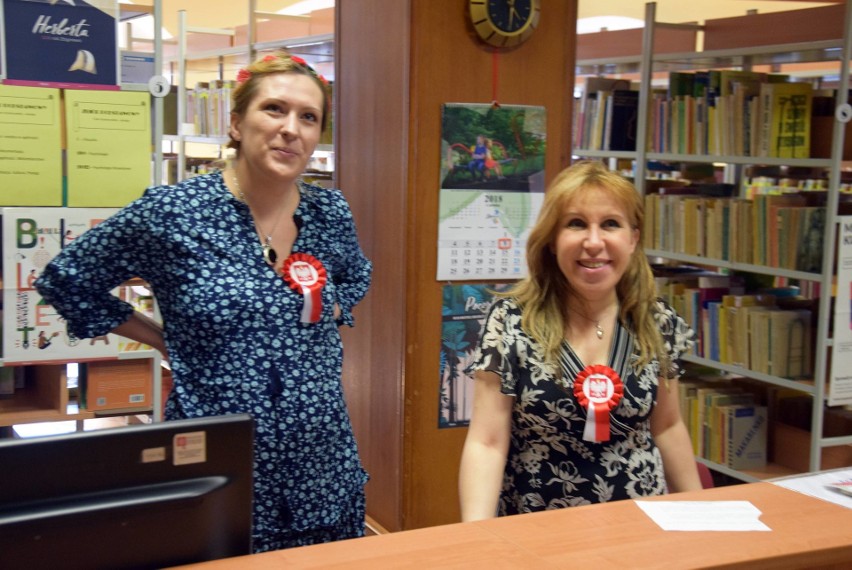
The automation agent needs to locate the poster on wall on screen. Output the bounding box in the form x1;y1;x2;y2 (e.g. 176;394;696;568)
64;89;150;206
829;216;852;406
439;283;511;428
2;207;121;363
2;0;119;90
0;84;63;206
437;103;546;281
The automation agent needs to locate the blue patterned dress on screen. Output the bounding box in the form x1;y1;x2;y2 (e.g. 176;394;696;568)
35;172;372;551
471;297;694;515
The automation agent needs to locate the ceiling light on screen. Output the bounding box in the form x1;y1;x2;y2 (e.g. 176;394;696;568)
278;0;335;16
577;16;644;35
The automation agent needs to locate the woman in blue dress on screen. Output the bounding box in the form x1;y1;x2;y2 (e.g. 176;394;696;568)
458;161;701;520
36;52;372;551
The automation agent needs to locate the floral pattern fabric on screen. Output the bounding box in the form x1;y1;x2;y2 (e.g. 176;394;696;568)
35;171;372;549
472;297;694;515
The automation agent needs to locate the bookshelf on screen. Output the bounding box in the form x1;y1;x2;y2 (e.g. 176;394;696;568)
0;2;168;436
0;352;163;437
573;2;852;482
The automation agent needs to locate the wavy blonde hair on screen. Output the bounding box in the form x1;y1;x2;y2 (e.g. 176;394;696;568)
506;160;670;376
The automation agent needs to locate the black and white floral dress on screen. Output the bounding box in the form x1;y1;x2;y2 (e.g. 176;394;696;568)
472;297;694;515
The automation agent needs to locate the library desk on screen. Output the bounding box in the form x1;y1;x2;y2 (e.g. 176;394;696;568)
176;483;852;569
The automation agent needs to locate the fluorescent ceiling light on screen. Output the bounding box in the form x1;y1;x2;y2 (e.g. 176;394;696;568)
278;0;335;16
577;16;644;35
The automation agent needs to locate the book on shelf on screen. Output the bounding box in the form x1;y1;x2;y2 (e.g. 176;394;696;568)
721;294;776;369
708;392;755;464
575;76;633;150
608;90;640;151
767;309;812;379
752;193;808;267
759;81;814;159
794;207;826;273
724;404;768;470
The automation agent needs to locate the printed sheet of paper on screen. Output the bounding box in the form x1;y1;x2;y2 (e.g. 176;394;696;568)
635;500;772;531
0;84;63;205
64;89;151;207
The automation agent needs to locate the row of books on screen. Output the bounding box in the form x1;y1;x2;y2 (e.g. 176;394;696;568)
185;80;236;138
651;70;815;158
644;188;826;272
679;375;767;470
572;77;639;151
659;275;814;379
575;72;826;159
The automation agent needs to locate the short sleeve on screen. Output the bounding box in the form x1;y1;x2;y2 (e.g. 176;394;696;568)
653;298;695;378
470;298;522;395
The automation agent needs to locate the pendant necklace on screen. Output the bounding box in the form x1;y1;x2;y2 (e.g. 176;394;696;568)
571;307;609;340
232;172;289;268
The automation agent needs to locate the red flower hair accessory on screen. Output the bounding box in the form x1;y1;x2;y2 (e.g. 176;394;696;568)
236;68;251;84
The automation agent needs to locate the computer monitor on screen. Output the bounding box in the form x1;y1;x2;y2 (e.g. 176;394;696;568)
0;413;254;570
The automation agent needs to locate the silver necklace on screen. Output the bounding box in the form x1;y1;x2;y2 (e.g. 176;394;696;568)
232;172;288;267
571;308;608;340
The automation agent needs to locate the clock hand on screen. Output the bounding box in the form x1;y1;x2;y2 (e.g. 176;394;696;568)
509;7;521;28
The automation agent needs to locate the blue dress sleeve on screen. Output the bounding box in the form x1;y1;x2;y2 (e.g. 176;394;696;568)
326;189;372;327
34;190;161;339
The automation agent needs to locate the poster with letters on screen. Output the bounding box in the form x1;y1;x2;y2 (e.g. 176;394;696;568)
2;207;120;363
2;0;119;89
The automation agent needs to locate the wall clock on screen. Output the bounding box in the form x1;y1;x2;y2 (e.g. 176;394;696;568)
469;0;541;48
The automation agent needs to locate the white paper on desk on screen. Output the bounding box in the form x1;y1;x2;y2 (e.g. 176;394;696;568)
771;468;852;510
635;501;772;531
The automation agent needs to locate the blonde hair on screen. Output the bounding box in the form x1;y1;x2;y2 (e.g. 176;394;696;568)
228;50;329;153
506;160;669;376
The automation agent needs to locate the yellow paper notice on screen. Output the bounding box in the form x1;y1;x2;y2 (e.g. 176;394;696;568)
65;90;151;207
0;85;63;206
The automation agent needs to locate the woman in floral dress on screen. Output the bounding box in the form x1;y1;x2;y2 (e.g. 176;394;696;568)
459;161;701;520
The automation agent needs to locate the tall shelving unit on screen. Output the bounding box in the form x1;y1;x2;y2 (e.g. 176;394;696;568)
573;2;852;482
0;1;168;435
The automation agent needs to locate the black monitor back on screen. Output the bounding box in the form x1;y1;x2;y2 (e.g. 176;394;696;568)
0;413;254;570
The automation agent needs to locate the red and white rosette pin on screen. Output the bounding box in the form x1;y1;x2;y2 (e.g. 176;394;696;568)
282;253;327;323
573;364;624;443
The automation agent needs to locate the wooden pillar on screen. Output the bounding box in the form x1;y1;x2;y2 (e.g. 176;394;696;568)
336;0;578;532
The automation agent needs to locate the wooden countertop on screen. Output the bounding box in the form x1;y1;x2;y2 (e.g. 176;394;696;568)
176;482;852;569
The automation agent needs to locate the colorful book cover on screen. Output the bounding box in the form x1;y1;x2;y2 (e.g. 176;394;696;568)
2;206;120;363
3;0;119;89
761;82;813;158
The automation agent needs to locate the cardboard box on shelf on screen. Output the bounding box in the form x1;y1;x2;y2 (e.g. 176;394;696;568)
83;359;152;412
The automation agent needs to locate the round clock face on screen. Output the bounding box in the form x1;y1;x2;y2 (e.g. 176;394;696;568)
470;0;541;48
